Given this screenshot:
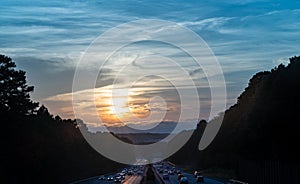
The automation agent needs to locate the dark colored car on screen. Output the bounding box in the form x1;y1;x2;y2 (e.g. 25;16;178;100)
196;176;204;183
178;174;184;181
98;175;106;180
107;176;114;181
180;177;189;184
114;178;122;183
168;170;175;175
194;171;202;178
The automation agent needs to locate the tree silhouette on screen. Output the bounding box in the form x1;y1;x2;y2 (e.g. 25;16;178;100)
170;56;300;183
0;54;38;115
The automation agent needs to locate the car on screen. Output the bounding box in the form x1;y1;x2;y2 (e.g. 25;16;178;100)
107;175;114;181
194;171;202;178
116;172;122;176
168;170;175;175
116;176;123;179
114;178;122;183
178;174;184;181
162;174;169;180
115;175;124;181
119;172;125;176
196;176;204;183
98;175;106;180
176;170;182;174
159;169;164;174
180;177;189;184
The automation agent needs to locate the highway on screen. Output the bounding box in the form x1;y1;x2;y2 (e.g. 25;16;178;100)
71;161;225;184
71;165;145;184
153;162;224;184
123;175;143;184
72;175;143;184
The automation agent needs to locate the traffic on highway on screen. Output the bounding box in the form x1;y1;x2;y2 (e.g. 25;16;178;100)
71;161;229;184
72;165;145;184
153;162;224;184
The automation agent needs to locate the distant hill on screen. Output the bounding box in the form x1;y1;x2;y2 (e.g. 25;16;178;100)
169;56;300;183
108;121;177;134
116;133;171;144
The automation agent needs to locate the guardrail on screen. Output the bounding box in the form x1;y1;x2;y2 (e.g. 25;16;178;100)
152;165;165;184
167;161;176;167
227;179;248;184
141;165;149;183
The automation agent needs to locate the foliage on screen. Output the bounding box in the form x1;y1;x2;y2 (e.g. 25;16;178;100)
0;54;38;115
169;56;300;182
1;54;123;183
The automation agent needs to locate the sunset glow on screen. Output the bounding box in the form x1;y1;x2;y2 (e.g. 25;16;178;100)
94;86;170;127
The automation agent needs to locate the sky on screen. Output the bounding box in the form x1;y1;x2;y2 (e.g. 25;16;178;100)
1;0;300;131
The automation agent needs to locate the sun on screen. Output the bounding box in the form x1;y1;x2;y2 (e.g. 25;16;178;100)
108;88;131;119
109;97;129;117
95;86;152;126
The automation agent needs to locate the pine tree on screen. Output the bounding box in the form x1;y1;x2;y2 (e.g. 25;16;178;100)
0;54;38;115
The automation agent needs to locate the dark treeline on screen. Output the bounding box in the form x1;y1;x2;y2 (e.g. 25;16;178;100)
1;55;124;184
169;56;300;183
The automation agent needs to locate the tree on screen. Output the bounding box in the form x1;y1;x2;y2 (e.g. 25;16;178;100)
0;54;38;115
37;105;50;116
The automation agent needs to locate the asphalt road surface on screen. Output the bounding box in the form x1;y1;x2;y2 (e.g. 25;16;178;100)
71;165;145;184
73;175;142;184
123;175;143;184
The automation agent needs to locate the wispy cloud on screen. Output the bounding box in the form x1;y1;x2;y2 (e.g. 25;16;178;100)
179;17;236;33
1;0;300;125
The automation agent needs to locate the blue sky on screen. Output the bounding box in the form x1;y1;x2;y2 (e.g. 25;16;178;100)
1;0;300;127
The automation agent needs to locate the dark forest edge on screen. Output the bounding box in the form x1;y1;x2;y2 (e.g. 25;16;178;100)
1;54;125;184
1;54;300;183
168;56;300;183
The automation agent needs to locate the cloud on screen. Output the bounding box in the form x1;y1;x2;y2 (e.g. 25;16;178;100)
189;68;204;77
12;56;77;100
1;0;300;129
217;0;270;5
179;17;236;33
0;0;135;68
